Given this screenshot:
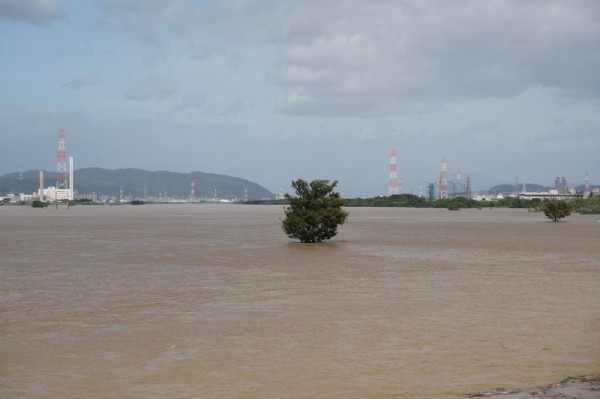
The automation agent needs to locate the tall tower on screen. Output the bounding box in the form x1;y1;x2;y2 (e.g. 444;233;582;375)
584;172;590;198
555;177;567;194
438;156;448;199
427;183;435;201
55;127;69;201
522;176;526;193
243;185;249;201
456;168;462;197
388;148;399;195
465;175;472;198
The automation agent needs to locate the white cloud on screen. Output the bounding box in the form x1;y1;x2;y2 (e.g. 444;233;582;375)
123;74;178;101
93;0;205;40
63;73;101;90
0;0;67;26
173;91;205;111
203;97;243;117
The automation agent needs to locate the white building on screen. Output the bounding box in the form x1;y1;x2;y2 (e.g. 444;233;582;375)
37;156;74;201
518;191;580;201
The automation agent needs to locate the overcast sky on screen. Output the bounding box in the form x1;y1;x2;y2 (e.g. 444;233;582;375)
1;0;599;196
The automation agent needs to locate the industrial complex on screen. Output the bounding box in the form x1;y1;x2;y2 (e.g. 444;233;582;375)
1;133;596;204
386;148;595;202
39;127;74;202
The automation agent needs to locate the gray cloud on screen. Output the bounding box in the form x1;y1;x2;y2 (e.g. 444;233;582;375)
0;0;67;26
128;18;160;46
203;97;243;117
93;0;169;14
208;0;600;117
173;91;205;112
63;73;101;90
2;0;599;196
123;74;178;101
86;1;600;117
93;0;204;41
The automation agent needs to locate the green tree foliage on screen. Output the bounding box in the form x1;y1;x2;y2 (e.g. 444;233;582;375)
571;196;600;214
542;199;572;221
342;194;484;209
447;202;460;210
497;196;541;208
282;179;349;243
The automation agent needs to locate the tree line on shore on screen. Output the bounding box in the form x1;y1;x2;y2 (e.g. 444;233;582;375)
345;194;600;214
248;193;600;214
13;191;600;215
279;180;594;243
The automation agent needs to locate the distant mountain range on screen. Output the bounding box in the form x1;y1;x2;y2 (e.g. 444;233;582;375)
2;169;596;200
0;168;274;200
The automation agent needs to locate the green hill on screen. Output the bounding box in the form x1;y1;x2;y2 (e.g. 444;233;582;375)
0;168;274;200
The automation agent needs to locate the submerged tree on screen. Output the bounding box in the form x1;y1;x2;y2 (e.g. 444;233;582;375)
542;199;571;222
282;179;349;243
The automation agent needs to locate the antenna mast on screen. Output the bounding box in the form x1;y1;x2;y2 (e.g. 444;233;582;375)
55;128;69;201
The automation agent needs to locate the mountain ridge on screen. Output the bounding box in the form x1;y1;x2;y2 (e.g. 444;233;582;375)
0;168;274;200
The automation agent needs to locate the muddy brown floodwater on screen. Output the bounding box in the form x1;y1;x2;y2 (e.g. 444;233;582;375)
1;205;599;398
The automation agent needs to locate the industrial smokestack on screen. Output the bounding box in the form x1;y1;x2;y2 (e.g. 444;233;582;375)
39;170;44;201
69;156;74;200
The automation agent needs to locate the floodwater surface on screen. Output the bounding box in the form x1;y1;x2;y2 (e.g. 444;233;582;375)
1;205;599;398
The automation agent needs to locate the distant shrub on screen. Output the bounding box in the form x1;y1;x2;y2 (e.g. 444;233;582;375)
572;197;600;214
32;200;48;208
447;202;460;211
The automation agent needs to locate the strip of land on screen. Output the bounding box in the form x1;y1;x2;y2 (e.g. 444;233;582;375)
468;376;600;398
